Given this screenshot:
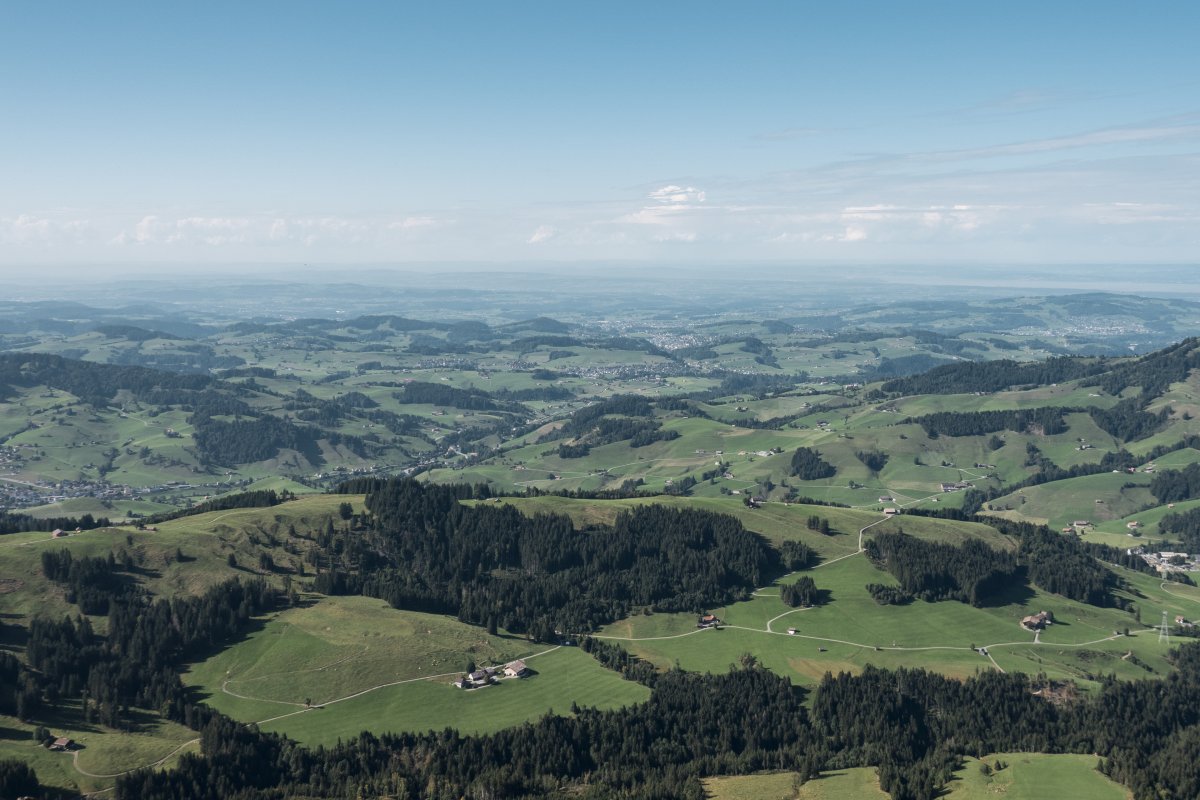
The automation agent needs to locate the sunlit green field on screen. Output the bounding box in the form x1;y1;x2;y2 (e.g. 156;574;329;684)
595;548;1194;688
0;702;198;796
701;753;1128;800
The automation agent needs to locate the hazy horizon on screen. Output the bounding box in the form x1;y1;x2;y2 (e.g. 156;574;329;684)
3;3;1198;270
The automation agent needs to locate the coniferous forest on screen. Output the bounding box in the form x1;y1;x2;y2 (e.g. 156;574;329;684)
313;479;776;639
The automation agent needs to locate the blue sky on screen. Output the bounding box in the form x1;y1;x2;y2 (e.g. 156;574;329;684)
1;2;1197;267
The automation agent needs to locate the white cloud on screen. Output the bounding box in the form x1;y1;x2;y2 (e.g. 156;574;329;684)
0;214;91;245
648;185;706;204
527;225;556;244
389;215;441;230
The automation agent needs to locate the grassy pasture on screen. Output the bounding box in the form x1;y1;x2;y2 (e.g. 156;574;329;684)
704;769;891;800
984;472;1154;530
595;550;1196;688
256;646;649;745
0;494;363;624
944;753;1128;799
701;753;1128;800
184;596;537;711
0;702;198;796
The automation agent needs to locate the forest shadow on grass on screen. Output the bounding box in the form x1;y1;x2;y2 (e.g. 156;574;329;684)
978;579;1037;609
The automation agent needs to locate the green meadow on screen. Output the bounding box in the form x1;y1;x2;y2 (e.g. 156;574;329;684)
183;597;651;745
596;547;1192;688
701;754;1128;800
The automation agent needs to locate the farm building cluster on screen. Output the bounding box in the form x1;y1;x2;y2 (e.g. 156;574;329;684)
453;659;530;689
1021;610;1055;631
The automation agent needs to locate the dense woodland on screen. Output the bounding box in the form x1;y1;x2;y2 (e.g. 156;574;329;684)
780;576;824;607
911;407;1069;437
23;577;274;730
876;356;1106;396
865;533;1019;606
313;479;777;639
790;446;836;479
1151;462;1200;503
1089;397;1169;442
1157;506;1200;552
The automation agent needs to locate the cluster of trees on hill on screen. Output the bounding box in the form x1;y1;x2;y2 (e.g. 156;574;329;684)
865;532;1020;606
560;395;654;434
393;380;504;410
876;356;1106;396
1151;463;1200;504
866;583;914;605
856;450;890;473
0;352;214;406
107;643;1200;800
781;540;817;570
672;344;719;360
864;353;953;380
1156;507;1200;552
312;479;777;639
549;395;680;451
906;508;1169;586
1016;524;1121;607
1090;397;1169;442
0;509;110;535
714;372;806;398
591;417;679;448
781;576;824;607
493;385;577;402
41;549;139;615
1088;337;1200;398
791;446;837;479
25;577;273;729
512;334;583;350
806;515;833;535
911;407;1069;437
289;389;379;426
191;409;368;466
